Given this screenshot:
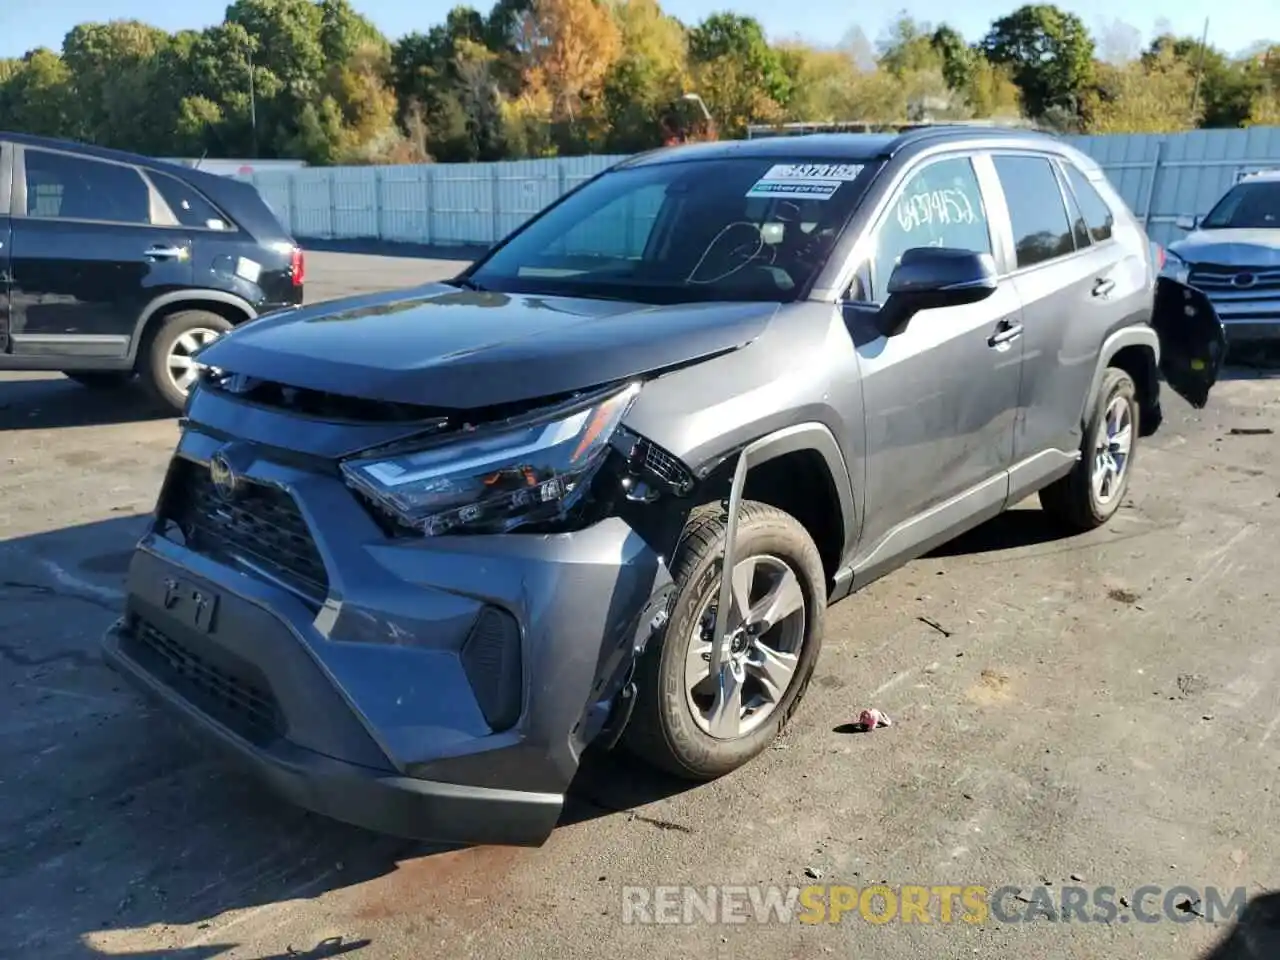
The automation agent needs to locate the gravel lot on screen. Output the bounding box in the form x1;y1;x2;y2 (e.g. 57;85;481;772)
2;249;1278;960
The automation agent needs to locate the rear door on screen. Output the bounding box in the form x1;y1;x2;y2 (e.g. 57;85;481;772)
9;146;193;362
0;140;12;353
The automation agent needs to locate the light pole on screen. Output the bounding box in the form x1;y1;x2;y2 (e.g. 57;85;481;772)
248;46;258;158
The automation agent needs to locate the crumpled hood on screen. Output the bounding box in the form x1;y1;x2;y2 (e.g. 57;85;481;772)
1170;228;1280;266
197;283;778;408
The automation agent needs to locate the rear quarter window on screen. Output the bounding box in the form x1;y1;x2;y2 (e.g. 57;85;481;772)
1063;164;1115;243
149;170;233;230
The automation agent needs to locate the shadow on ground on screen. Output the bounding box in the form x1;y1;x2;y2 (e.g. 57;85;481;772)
1;515;691;959
0;375;169;431
299;237;490;262
1199;891;1280;959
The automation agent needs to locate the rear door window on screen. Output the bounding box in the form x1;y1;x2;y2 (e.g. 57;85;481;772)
1062;163;1116;243
992;155;1075;269
23;149;151;225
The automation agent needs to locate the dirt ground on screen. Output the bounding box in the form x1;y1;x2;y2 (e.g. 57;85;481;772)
2;251;1278;960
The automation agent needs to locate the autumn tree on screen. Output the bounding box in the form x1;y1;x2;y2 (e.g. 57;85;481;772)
601;0;688;151
519;0;621;150
1083;43;1201;133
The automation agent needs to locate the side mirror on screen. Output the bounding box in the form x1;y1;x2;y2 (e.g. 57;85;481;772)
1175;214;1199;231
878;246;999;337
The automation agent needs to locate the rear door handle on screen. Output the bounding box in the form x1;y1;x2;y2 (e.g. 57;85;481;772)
144;245;186;261
988;319;1024;347
1092;277;1116;298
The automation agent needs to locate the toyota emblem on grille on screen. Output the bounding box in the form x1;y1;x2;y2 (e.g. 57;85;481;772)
1233;272;1257;288
210;452;240;501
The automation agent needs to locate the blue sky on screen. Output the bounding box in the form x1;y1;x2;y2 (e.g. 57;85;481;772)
0;0;1270;60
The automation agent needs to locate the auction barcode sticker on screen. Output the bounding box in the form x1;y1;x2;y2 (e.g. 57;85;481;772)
746;163;864;200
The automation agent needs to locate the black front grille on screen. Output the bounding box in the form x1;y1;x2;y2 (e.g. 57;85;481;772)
125;617;282;743
159;457;330;605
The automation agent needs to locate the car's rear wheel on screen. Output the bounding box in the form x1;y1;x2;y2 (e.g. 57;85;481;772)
623;501;826;780
141;310;233;412
64;371;133;390
1039;367;1139;531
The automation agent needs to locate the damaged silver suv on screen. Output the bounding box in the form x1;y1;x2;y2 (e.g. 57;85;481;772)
102;127;1226;846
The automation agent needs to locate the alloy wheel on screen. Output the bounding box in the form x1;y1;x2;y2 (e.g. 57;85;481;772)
166;327;222;395
684;554;807;740
1092;394;1134;505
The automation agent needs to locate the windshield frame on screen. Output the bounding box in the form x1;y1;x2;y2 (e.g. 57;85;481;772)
455;155;881;305
1199;180;1280;231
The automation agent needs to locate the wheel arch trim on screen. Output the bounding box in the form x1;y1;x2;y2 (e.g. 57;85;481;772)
704;421;856;680
128;290;257;363
1081;325;1159;432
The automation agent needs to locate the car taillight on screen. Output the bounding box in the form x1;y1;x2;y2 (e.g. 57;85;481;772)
1154;244;1166;271
290;246;305;286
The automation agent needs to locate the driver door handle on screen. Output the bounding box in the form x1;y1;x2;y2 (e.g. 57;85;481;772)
988;318;1023;347
1092;277;1116;298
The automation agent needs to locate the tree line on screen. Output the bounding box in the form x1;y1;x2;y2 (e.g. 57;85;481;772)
0;0;1277;166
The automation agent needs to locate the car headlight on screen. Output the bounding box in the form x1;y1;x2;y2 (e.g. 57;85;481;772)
1161;249;1191;284
341;383;641;536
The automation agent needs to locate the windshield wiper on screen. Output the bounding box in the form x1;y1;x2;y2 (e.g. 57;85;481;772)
450;276;488;292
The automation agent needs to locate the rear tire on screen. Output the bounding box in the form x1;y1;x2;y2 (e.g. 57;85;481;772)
622;500;826;781
140;310;233;413
64;371;132;390
1039;367;1139;532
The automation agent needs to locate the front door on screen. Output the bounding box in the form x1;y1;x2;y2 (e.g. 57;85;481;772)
846;154;1024;559
9;146;192;361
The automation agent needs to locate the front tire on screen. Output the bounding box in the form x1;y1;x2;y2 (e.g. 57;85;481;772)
140;310;233;412
623;500;826;781
1039;367;1139;531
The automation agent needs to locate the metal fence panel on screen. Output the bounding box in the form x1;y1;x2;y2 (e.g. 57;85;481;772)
235;129;1280;250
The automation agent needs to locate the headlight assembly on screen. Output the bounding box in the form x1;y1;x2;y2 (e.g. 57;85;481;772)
1161;249;1191;285
341;383;640;536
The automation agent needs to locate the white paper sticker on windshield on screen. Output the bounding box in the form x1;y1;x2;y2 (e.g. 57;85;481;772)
746;163;864;200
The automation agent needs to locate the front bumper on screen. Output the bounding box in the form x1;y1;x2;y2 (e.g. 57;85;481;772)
103;617;563;845
103;425;673;845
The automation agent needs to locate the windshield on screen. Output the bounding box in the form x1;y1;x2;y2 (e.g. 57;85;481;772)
466;157;875;304
1200;181;1280;230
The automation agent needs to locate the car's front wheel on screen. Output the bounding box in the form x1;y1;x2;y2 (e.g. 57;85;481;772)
623;500;826;780
1039;366;1139;531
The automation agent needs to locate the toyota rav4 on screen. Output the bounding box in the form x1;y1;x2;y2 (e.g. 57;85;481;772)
101;127;1226;847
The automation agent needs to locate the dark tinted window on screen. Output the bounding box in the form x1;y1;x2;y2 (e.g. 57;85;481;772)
870;156;992;299
992;155;1074;269
24;149;150;225
1063;163;1115;242
1055;164;1091;249
150;171;231;230
1200;181;1280;229
469;157;871;304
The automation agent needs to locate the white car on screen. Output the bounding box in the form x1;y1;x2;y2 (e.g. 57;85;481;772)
1163;169;1280;342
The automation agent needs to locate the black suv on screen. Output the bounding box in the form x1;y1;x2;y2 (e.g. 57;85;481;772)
0;133;305;410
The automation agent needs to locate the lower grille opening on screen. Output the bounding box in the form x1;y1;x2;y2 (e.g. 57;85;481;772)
124;616;283;745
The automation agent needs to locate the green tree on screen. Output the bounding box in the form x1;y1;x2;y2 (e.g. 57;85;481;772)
688;13;791;108
876;12;942;77
61;20;173;150
982;4;1095;117
1083;43;1201;133
0;49;76;138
